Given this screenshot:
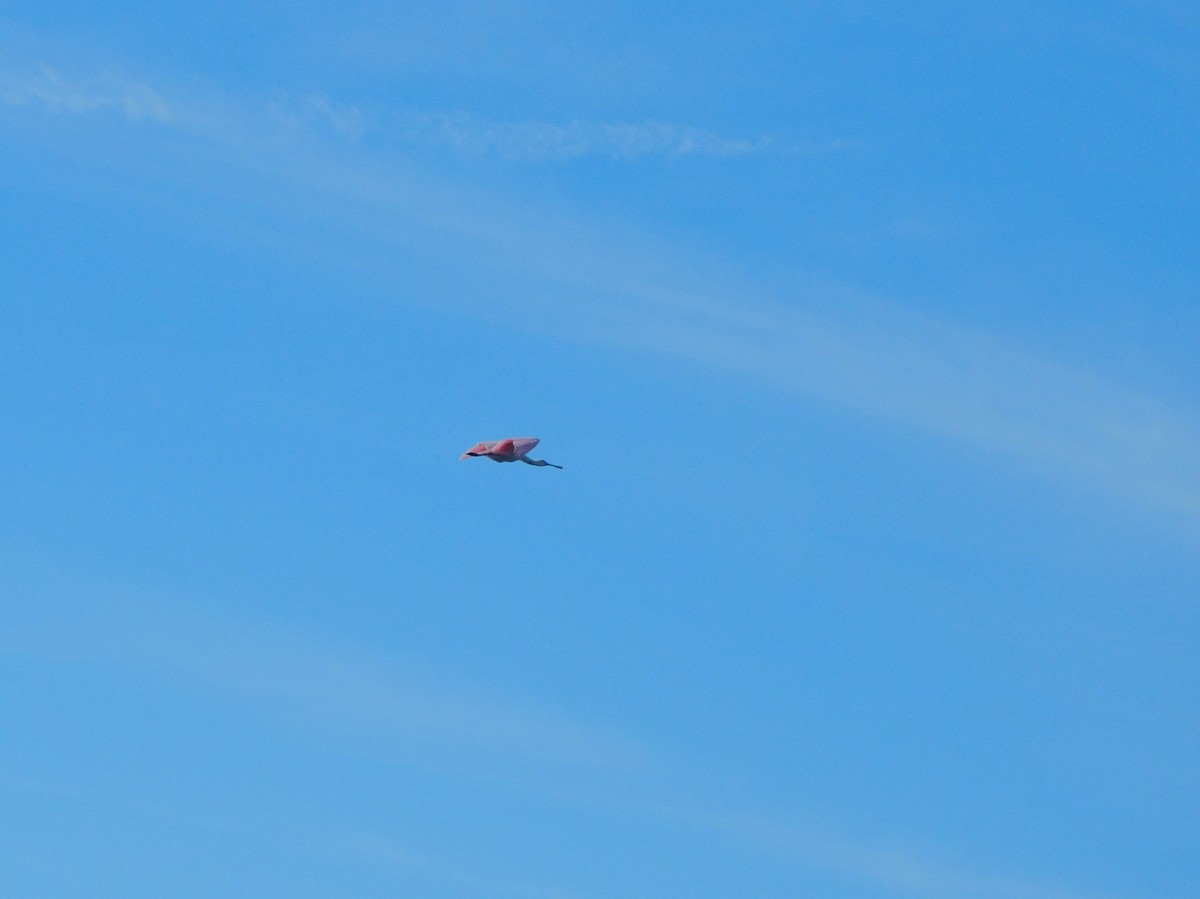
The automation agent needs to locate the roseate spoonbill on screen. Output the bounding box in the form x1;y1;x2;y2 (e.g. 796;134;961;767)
459;437;562;469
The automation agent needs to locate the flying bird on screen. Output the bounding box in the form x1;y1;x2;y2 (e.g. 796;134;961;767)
460;437;562;469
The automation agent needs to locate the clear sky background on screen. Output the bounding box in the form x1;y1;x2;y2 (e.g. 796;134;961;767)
2;3;1198;897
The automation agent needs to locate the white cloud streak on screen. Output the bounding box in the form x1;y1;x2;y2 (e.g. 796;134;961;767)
2;578;1113;899
5;61;1199;536
3;61;1198;535
338;830;583;899
0;63;172;123
0;767;582;898
387;108;856;161
266;92;856;160
1;66;843;161
1;583;645;775
579;283;1200;526
643;803;1112;899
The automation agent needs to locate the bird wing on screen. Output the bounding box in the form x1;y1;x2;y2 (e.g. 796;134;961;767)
510;437;540;456
460;441;497;458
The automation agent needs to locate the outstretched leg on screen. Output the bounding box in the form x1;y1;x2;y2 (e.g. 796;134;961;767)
519;456;563;469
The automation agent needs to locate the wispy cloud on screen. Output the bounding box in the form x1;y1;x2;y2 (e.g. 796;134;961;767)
5;60;1198;535
3;60;1199;536
259;92;854;160
2;582;645;775
0;765;583;898
0;63;172;123
576;283;1200;527
0;63;853;164
2;576;1111;899
640;803;1110;899
338;830;583;899
386;108;856;161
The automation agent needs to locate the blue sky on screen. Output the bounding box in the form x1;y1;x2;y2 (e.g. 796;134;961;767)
2;3;1198;896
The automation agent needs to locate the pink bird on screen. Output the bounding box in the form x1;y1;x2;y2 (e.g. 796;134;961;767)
459;437;563;469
